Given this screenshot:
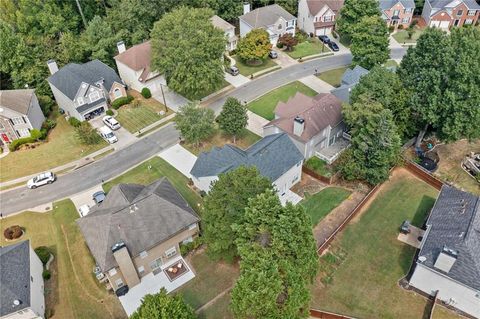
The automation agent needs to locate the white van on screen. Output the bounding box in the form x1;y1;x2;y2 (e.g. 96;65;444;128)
99;125;118;144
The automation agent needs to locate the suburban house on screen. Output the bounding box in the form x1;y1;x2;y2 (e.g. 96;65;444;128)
331;65;370;103
0;89;45;145
263;92;348;164
409;186;480;318
422;0;480;29
297;0;344;36
47;59;127;121
210;15;238;51
77;178;199;315
239;3;297;45
379;0;415;28
190;133;303;203
0;240;45;319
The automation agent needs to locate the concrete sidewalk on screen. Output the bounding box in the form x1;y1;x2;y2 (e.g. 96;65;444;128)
299;75;334;93
273;49;298;68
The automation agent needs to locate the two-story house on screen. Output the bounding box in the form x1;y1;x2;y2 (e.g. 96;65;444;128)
47;59;127;121
210;15;238;51
379;0;415;29
297;0;344;36
0;89;45;145
77;178;200;315
422;0;480;29
0;240;45;319
239;3;296;45
263;92;348;164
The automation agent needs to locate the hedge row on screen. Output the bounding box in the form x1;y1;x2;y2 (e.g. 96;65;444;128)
9;129;42;151
111;95;134;109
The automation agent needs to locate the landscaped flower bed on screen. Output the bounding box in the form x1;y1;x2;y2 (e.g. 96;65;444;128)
3;225;23;240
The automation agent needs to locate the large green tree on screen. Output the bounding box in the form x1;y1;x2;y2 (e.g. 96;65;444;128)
202;167;272;261
237;29;272;65
336;0;380;41
151;7;226;99
81;15;120;67
130;288;196;319
231;190;318;319
350;15;389;69
175;103;215;146
339;95;401;184
217;97;248;143
350;66;413;138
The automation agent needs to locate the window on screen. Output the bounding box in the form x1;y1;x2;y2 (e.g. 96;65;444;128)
17;128;30;137
278;24;282;30
108;268;117;276
393;9;400;16
77;97;85;106
475;292;480;299
468;10;476;16
137;266;145;276
165;246;177;258
465;19;473;24
456;10;463;16
324;16;332;22
10;117;24;125
114;88;122;98
139;251;148;259
188;223;197;231
404;8;412;13
150;258;162;270
31;276;33;282
115;278;124;288
402;17;410;23
89;91;100;101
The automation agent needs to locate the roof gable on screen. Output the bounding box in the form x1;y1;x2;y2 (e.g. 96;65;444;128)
306;0;344;15
240;4;295;28
0;89;35;115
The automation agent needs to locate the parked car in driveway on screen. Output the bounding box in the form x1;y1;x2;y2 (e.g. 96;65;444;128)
269;50;278;59
92;191;106;204
99;126;118;144
328;41;339;52
79;204;90;217
318;35;331;44
103;116;121;130
27;172;56;189
226;66;239;76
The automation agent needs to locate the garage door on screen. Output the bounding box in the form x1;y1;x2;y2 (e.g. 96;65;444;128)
439;21;450;29
316;27;332;36
430;20;440;27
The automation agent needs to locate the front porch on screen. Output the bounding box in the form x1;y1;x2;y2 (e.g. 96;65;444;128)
119;255;196;316
315;138;350;164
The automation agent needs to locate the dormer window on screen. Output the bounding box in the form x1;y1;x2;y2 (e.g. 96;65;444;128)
278;24;282;30
114;88;122;98
77;97;85;106
89;91;100;102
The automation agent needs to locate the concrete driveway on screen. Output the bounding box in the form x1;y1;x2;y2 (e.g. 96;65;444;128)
246;111;268;136
224;72;250;88
273;49;298;68
70;184;104;217
158;144;197;178
90;116;138;150
299;75;334;94
152;87;189;112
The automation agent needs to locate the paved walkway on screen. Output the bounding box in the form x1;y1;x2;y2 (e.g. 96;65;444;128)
246;111;268;136
158;144;197;178
299;75;334;93
389;34;404;49
273;49;298;68
224;72;250;88
0;146;9;159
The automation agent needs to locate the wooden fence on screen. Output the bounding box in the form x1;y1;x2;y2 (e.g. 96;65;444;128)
310;309;357;319
302;166;332;184
404;161;444;190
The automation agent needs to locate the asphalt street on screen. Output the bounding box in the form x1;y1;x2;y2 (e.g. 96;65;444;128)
0;48;407;216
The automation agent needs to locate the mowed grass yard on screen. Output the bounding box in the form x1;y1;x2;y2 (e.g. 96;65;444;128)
103;157;202;212
0;200;126;319
301;187;351;226
310;169;460;319
317;66;349;88
233;56;279;77
248;81;318;120
286;39;330;59
392;27;424;44
0;116;107;182
115;91;173;133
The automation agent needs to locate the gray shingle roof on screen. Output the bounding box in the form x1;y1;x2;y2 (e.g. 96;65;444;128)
418;186;480;290
341;65;369;86
47;59;123;100
239;4;295;28
77;178;200;271
378;0;415;10
190;133;303;181
0;240;31;316
0;89;35;115
430;0;480;9
331;84;355;103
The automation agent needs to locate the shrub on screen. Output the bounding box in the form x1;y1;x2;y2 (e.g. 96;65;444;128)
388;25;395;33
40;128;48;140
35;246;51;265
37;95;55;116
8;129;42;151
68;117;81;127
410;20;418;27
3;225;23;240
30;129;42;140
332;31;338;39
180;237;202;256
398;24;404;30
111;95;133;109
230;48;237;55
276;42;284;49
106;109;114;116
295;28;308;43
75;122;102;145
141;87;152;99
42;119;57;130
42;270;51;280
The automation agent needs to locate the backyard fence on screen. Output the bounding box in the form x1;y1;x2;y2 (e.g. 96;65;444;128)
404;161;444;190
310;309;357;319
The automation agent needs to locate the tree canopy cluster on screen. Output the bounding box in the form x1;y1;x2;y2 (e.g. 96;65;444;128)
129;288;196;319
237;29;273;64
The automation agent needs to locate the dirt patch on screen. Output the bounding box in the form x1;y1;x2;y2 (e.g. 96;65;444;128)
45;257;59;318
291;172;328;196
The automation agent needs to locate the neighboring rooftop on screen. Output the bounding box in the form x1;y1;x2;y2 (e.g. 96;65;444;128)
114;41;157;83
190;133;303;180
0;89;36;115
240;4;296;28
77;178;200;271
210;15;235;31
418;186;480;290
306;0;344;15
378;0;415;10
429;0;480;10
47;59;123;100
341;65;369;86
0;240;31;316
266;92;343;142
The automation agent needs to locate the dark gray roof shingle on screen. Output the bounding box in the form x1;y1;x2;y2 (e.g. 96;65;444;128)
341;65;369;86
239;4;295;28
47;59;123;101
418;186;480;290
0;240;31;316
190;133;303;181
77;178;200;271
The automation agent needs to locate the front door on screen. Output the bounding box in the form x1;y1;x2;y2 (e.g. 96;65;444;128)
454;19;460;26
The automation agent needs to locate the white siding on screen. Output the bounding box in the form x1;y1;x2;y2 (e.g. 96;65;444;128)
410;263;480;318
192;176;218;193
239;19;252;38
48;84;83;121
272;160;303;194
1;308;43;319
115;60;167;94
29;246;45;319
298;0;315;34
422;0;433;24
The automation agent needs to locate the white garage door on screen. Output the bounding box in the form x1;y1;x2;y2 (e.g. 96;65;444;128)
316;27;332;36
439;21;450;29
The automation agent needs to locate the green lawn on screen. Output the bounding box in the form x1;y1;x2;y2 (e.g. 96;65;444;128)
103;157;202;212
317;66;350;88
115;90;173;133
0;200;126;319
287;39;330;59
304;157;333;178
301;187;351;226
183;128;261;156
392;28;423;44
248;81;318;120
0;116;107;182
310;172;450;318
177;252;239;310
198;293;233;319
232;56;278;77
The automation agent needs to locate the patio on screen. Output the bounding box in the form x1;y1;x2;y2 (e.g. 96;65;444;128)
119;255;196;316
279;189;303;206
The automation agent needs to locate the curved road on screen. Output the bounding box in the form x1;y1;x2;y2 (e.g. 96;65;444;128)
0;48;407;216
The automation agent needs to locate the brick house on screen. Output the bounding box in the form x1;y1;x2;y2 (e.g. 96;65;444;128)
297;0;344;36
379;0;416;29
422;0;480;29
